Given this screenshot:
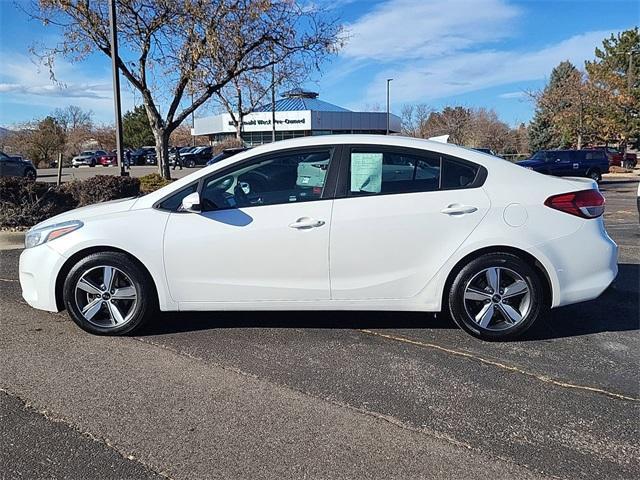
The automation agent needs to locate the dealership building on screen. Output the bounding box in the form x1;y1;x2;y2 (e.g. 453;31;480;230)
193;89;402;146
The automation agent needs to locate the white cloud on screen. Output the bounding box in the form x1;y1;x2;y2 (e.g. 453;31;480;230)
356;29;616;106
0;52;134;122
343;0;520;61
498;91;526;99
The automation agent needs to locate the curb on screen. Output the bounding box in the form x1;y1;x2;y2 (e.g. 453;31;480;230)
0;231;25;251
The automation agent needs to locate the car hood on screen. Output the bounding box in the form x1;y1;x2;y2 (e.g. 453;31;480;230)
517;159;540;167
30;197;139;231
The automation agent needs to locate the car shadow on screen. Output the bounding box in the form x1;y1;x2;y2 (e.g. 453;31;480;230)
137;264;639;341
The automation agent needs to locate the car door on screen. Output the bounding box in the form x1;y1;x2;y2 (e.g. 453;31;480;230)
329;146;490;300
162;147;338;305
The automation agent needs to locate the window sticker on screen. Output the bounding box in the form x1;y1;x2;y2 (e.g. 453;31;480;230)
351;152;383;193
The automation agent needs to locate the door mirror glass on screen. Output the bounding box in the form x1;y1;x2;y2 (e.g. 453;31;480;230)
181;191;201;213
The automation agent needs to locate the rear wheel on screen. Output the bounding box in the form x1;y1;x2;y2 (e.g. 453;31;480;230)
587;168;601;182
448;253;545;340
187;159;196;168
63;252;156;335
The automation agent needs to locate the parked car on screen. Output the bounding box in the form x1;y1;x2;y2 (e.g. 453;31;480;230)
181;146;213;167
72;150;106;168
19;135;617;341
594;146;637;168
169;146;193;167
97;151;117;167
206;147;248;166
130;147;156;166
518;149;609;182
0;151;37;180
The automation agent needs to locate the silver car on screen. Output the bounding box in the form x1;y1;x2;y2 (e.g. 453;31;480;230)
72;150;104;168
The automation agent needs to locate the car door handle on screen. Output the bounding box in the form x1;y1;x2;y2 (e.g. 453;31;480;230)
440;204;478;215
289;217;325;229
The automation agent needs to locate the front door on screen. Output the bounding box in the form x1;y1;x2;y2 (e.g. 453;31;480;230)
329;146;490;300
163;147;337;305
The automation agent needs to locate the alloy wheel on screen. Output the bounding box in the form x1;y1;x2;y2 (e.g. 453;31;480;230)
463;267;531;331
74;265;138;328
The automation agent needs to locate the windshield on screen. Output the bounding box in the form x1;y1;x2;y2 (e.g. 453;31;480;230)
80;151;95;156
530;151;546;161
0;151;9;160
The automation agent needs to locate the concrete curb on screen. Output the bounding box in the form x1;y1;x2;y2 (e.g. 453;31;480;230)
0;231;25;251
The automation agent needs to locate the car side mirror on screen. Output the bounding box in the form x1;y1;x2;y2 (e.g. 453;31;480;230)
181;192;201;213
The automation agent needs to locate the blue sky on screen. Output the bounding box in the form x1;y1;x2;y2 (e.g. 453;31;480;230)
0;0;637;128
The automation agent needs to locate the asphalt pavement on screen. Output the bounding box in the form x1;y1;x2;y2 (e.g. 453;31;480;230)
1;179;638;480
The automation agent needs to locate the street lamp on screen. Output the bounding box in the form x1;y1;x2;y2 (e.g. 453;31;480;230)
108;0;127;177
386;78;393;135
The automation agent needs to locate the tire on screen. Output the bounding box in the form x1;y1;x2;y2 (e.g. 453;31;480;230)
90;161;96;167
447;253;545;341
187;159;196;168
63;252;156;335
587;169;601;182
24;168;36;181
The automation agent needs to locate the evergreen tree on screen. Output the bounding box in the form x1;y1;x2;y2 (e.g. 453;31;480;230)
123;105;155;149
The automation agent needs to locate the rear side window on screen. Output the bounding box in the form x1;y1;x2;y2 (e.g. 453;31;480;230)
348;148;481;196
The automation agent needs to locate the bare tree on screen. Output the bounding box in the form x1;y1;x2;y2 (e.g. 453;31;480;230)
53;105;94;157
401;103;433;138
30;1;342;178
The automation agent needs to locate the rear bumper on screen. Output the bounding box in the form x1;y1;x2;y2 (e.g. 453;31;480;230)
539;219;618;308
19;244;66;312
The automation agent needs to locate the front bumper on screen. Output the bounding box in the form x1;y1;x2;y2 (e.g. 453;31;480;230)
19;244;66;312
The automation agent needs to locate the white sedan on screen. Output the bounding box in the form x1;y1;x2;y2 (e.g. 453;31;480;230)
19;135;618;340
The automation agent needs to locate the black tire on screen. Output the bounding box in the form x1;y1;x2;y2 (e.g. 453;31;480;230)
447;253;545;341
187;159;196;168
24;168;36;181
63;252;156;335
90;161;96;167
587;168;601;182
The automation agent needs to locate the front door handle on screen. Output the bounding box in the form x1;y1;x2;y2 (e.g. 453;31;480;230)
289;217;326;229
440;204;478;215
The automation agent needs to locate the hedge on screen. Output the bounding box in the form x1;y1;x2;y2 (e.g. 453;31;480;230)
0;175;141;229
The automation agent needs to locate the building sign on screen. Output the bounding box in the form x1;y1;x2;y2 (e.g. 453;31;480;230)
220;111;311;133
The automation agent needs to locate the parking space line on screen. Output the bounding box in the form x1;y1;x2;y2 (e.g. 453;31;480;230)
358;329;640;403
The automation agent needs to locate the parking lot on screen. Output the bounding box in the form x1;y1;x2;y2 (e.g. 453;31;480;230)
1;179;638;479
35;165;196;183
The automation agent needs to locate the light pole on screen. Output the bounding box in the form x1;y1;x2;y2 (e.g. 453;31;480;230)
386;78;393;135
108;0;127;177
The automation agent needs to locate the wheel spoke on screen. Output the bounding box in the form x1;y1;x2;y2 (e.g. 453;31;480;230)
497;303;522;325
82;298;103;321
475;303;495;328
106;301;125;325
112;286;136;300
503;280;528;299
464;287;492;301
102;267;115;291
77;278;102;295
486;267;500;292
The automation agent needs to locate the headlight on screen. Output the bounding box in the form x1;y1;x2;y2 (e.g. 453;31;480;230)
25;220;84;249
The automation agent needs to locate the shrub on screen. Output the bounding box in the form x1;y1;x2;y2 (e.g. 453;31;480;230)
139;173;173;193
0;175;141;228
0;177;75;229
63;175;140;207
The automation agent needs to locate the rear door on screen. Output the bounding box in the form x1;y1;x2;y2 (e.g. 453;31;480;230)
329;145;490;300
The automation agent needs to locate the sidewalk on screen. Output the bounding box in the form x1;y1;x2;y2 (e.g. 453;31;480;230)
0;231;24;251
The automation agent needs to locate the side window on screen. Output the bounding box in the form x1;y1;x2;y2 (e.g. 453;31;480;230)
441;158;479;189
349;150;440;195
158;183;198;211
200;149;332;211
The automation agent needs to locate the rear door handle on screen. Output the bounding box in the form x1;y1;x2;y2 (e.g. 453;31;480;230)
440;204;478;215
289;217;325;229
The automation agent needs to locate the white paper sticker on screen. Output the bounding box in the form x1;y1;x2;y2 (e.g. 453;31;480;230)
351;153;383;193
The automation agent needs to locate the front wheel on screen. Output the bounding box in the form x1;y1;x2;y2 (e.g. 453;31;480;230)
63;252;156;335
187;159;196;168
447;253;545;340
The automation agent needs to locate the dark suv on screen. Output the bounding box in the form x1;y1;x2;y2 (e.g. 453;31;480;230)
518;149;609;182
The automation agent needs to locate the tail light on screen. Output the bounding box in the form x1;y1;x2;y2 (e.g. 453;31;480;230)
544;189;605;219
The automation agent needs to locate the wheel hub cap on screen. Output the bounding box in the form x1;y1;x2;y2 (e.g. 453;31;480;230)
463;267;531;331
74;266;138;328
